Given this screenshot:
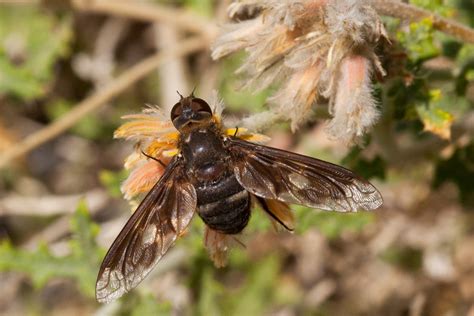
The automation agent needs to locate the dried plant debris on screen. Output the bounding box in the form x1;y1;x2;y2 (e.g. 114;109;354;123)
212;0;388;144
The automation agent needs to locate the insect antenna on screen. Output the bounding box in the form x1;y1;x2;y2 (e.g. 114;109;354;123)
190;86;197;97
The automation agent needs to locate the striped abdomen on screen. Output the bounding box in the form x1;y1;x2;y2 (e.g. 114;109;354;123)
195;173;250;234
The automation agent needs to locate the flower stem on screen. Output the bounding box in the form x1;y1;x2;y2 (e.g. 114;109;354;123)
371;0;474;44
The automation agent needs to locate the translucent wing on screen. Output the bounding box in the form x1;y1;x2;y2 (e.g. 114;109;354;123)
228;138;383;212
96;158;196;303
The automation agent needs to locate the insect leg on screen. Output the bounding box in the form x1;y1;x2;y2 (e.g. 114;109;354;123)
141;150;167;168
255;196;293;232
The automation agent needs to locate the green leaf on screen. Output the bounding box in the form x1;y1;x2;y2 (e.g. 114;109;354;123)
434;142;474;206
380;246;423;271
224;256;280;316
69;200;102;262
410;0;456;16
99;169;129;198
415;89;454;140
118;292;172;316
342;147;386;180
0;7;72;100
397;17;440;64
295;206;374;238
466;69;474;81
455;48;474;95
196;268;224;316
218;52;272;113
0;200;104;298
184;0;213;17
130;295;172;316
245;204;274;233
45;99;105;139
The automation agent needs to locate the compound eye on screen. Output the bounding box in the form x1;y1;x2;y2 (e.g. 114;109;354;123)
190;98;212;114
170;103;183;121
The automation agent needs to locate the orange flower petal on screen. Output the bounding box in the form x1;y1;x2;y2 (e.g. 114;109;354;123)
114;120;174;139
124;151;142;170
226;127;271;143
121;160;164;200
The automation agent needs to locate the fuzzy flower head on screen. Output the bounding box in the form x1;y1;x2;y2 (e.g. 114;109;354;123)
114;106;177;201
212;0;388;144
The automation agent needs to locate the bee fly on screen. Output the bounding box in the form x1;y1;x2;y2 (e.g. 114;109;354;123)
96;93;383;303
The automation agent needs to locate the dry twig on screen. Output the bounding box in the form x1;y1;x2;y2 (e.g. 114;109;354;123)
71;0;218;40
0;37;207;169
154;24;190;111
372;0;474;44
22;197;116;250
75;0;474;45
0;188;108;216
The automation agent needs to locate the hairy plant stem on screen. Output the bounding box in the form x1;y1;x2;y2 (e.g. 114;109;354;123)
371;0;474;44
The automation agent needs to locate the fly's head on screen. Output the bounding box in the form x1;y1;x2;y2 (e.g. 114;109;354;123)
171;93;213;132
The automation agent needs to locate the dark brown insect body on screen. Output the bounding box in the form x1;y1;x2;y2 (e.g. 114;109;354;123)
96;94;383;303
182;125;250;234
